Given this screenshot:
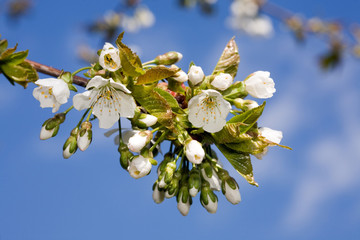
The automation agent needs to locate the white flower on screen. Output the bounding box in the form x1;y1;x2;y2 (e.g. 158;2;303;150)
99;43;121;72
128;155;152;179
188;89;231;133
202;194;218;214
201;168;221;191
173;70;188;83
177;191;191;216
185;140;205;164
211;73;233;91
242;16;273;37
245;71;276;99
33;78;70;113
139;114;158;127
127;130;152;152
188;65;204;85
153;184;165;204
259;127;283;145
230;0;259;18
73;76;136;129
224;181;241;204
134;6;155;28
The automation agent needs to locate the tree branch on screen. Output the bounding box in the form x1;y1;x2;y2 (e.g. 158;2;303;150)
25;59;89;87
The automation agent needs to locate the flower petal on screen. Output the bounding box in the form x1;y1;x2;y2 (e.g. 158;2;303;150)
73;91;93;111
85;76;109;90
34;78;57;87
52;80;70;104
109;79;131;94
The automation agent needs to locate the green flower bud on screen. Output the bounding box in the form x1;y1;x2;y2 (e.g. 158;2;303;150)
200;181;218;214
221;176;241;205
165;171;181;198
63;127;79;159
118;142;133;170
177;185;192;216
77;121;92;151
154;51;183;65
188;168;201;197
40;113;66;140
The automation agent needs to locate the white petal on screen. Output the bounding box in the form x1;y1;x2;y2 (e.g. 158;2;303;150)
52;80;70;104
189;187;199;197
93;99;120;129
34;78;57;87
103;42;116;51
259;127;283;144
203;195;218;214
109;79;131;94
73;91;93;111
115;91;136;118
40;126;55;140
63;144;73;159
77;131;91;151
153;185;165;204
85;76;109;90
177;192;190;216
139;114;158;127
52;101;61;113
32;86;42;100
224;182;241;204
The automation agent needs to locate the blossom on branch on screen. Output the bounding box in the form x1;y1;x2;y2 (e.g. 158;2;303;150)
99;43;121;72
32;78;70;113
73;76;136;129
188;89;231;133
244;71;276;99
128;155;152;179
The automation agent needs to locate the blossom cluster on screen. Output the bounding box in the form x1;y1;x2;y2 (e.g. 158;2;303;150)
32;33;288;215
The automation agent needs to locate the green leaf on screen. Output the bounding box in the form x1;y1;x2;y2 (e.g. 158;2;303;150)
0;60;38;88
168;78;185;94
212;103;265;144
212;37;240;78
216;143;258;186
0;44;18;61
228;102;266;124
154;87;185;114
2;50;28;65
225;141;258;154
0;39;8;55
136;66;177;85
116;32;144;77
222;81;247;99
132;84;174;129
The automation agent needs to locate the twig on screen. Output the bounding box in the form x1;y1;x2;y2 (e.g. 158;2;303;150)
25;59;89;87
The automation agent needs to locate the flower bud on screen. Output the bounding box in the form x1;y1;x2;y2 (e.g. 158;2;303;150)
201;163;221;191
177;185;192;216
40;113;66;140
172;70;188;83
118;142;134;170
138;114;158;127
244;71;276;99
258;127;283;145
63;127;79;159
185;139;205;164
127;130;152;152
77;121;92;151
188;168;201;197
222;176;241;205
233;98;259;111
200;181;218;214
165;171;181;198
152;183;165;204
154;51;183;65
128;155;152;179
211;73;233;91
188;65;204;85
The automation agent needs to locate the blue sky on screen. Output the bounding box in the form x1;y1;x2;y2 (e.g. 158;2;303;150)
1;1;360;239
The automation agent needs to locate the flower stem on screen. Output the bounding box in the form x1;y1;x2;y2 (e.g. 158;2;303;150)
71;66;92;77
149;130;168;152
85;107;93;122
63;105;74;115
76;108;90;127
118;119;124;144
151;127;160;133
142;60;156;66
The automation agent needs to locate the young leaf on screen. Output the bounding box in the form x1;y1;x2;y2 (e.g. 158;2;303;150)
216;143;258;186
136;66;178;85
212;103;265;144
154;87;185;114
212;37;240;78
132;84;174;129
